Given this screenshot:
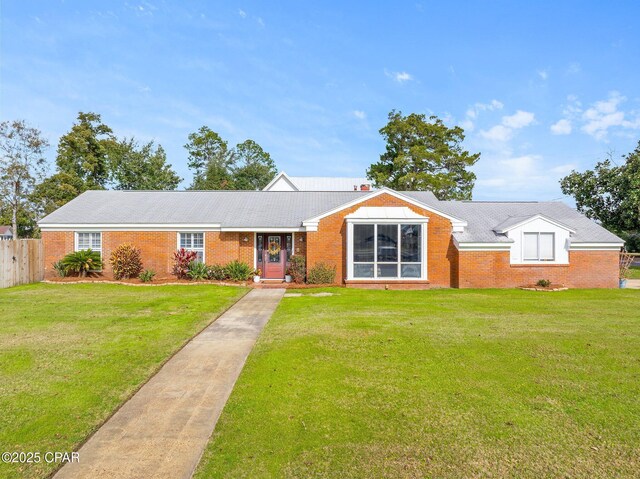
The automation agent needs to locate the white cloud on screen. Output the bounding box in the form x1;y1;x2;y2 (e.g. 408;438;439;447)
550;118;572;135
461;99;503;131
257;16;265;27
566;62;581;75
479;109;535;142
581;91;640;140
502;110;535;129
385;70;413;83
238;9;246;18
480;124;512;142
353;110;366;120
537;69;548;80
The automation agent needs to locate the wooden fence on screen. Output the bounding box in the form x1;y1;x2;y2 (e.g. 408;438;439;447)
0;239;44;288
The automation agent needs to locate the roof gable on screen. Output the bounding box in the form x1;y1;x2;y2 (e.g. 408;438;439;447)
302;188;467;230
493;214;576;234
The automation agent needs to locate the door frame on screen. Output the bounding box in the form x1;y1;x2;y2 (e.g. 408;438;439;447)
257;233;292;279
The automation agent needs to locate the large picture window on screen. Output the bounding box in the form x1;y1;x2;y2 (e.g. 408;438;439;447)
352;223;423;279
179;232;205;262
523;232;554;261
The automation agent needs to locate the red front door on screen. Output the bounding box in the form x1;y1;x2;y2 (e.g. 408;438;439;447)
262;234;286;279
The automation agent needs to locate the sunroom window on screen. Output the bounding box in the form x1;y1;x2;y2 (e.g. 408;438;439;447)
179;232;205;262
352;223;423;279
523;232;554;261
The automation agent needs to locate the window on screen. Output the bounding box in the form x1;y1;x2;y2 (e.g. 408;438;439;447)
352;224;423;279
76;232;101;255
523;232;554;261
286;234;292;261
179;232;205;262
257;235;264;264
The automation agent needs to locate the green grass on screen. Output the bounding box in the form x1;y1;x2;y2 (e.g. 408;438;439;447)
196;288;640;478
628;265;640;279
0;283;247;479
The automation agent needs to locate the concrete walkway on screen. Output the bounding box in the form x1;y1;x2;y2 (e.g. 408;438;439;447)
627;279;640;289
55;288;285;479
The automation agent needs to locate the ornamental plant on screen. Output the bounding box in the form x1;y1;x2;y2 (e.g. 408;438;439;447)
307;262;336;284
224;260;253;281
109;243;143;280
52;260;67;278
172;248;198;279
139;269;156;283
288;255;306;283
187;261;209;280
207;264;226;280
536;279;551;288
61;249;103;277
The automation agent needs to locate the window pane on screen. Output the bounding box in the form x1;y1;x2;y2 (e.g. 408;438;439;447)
91;233;101;250
377;224;398;262
194;251;204;263
539;233;554;260
77;233;90;250
286;234;292;261
378;263;398;277
180;233;191;249
353;224;374;262
257;235;263;263
523;233;538;260
354;263;374;278
401;224;421;262
401;264;421;278
193;233;203;249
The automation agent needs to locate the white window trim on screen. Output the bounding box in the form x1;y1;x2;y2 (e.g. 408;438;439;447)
346;220;428;281
75;231;102;254
522;232;555;263
177;232;205;263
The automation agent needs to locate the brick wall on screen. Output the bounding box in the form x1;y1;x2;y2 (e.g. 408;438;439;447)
306;192;456;287
42;230;257;279
457;249;619;288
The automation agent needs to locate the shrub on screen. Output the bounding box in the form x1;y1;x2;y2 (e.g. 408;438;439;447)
139;269;156;283
52;260;67;278
109;243;143;280
207;264;226;280
61;249;103;277
288;255;306;283
536;279;551;288
172;248;198;279
307;262;336;284
224;260;253;281
187;261;209;280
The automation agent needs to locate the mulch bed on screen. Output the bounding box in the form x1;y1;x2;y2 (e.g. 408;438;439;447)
519;284;568;292
43;277;338;288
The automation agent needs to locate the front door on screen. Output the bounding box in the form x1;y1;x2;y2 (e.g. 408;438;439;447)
262;234;286;279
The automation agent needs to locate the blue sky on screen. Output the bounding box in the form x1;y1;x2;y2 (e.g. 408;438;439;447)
2;1;640;200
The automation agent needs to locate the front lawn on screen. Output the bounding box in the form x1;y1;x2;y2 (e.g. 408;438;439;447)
0;283;246;479
196;288;640;478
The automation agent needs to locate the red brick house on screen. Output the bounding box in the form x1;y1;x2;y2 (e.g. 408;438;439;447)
38;187;623;288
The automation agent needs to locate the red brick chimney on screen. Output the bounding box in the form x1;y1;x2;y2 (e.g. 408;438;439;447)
360;184;370;191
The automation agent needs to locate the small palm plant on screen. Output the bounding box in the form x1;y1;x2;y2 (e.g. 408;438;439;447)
61;249;103;277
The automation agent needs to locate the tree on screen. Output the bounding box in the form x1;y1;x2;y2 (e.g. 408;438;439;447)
367;110;480;200
560;142;640;249
109;138;181;190
185;127;234;189
0;120;49;238
31;172;87;217
233;139;277;190
56;112;114;188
